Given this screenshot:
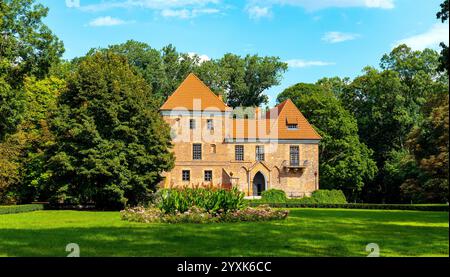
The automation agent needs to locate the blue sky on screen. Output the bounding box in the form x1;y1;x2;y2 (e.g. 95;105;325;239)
40;0;448;106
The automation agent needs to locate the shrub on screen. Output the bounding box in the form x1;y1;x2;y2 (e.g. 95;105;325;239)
155;187;246;214
0;204;44;214
247;202;449;211
310;190;347;204
261;189;287;202
120;205;289;224
253;189;347;204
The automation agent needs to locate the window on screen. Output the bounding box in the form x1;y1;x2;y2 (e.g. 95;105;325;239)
189;119;196;129
207;119;214;130
211;144;216;154
287;124;298;130
290;146;299;166
235;145;244;161
256;145;265;161
193;144;202;160
182;170;190;181
204;170;213;182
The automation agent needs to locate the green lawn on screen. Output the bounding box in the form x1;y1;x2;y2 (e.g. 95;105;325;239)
0;209;448;257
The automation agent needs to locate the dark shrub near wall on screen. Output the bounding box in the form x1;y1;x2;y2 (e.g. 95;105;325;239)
261;189;288;202
260;189;347;204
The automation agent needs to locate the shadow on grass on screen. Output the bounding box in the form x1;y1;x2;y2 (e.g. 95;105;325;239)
0;209;448;257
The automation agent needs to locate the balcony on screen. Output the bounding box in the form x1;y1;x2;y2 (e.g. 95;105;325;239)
282;160;310;172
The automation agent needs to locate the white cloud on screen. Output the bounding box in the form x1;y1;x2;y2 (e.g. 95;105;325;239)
79;0;220;12
187;52;211;63
245;0;394;15
286;59;335;68
394;23;449;50
364;0;394;9
88;16;130;27
65;0;80;8
161;8;219;19
322;32;360;43
246;6;272;19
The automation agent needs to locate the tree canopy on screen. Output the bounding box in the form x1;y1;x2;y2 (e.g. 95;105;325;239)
48;52;174;208
277;84;377;199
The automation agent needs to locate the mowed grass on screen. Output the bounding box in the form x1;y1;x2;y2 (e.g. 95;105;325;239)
0;209;448;257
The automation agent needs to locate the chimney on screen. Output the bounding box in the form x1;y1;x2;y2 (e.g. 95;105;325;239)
255;107;261;118
218;93;223;102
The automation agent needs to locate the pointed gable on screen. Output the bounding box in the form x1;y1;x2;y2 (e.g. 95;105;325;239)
273;99;321;140
229;99;321;141
160;73;228;112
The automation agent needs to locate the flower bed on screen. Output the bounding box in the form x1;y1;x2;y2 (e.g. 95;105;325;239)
120;204;289;224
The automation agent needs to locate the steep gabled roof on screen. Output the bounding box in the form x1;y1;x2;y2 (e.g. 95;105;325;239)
230;99;321;140
160;73;229;111
273;99;321;140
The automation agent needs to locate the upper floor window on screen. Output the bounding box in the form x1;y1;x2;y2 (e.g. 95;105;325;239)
193;144;202;160
290;146;299;166
189;119;196;129
287;124;298;130
207;119;214;130
211;144;216;154
235;145;244;161
204;170;213;182
182;170;190;181
256;145;265;161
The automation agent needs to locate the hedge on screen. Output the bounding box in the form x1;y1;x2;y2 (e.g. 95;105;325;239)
0;204;44;215
261;189;287;202
248;202;449;211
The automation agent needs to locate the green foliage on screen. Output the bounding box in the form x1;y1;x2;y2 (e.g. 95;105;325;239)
404;94;449;203
338;45;447;203
0;204;44;214
101;41;287;108
215;54;288;108
48;51;174;209
248;202;449;211
261;189;287;202
0;76;25;140
253;189;347;204
277;85;377;199
310;190;347;204
156;187;246;214
0;0;64;86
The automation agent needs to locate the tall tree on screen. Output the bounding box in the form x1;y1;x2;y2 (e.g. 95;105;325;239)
48;52;174;208
277;84;377;200
342;46;447;202
219;54;287;108
405;93;449;202
437;0;449;73
99;41;200;103
0;0;63;140
0;0;64;85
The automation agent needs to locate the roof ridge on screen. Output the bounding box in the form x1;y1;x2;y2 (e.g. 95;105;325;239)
189;73;229;108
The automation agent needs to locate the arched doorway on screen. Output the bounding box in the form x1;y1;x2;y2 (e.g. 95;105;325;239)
252;171;266;196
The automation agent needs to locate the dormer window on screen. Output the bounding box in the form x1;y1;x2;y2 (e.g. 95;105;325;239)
287;124;298;130
286;117;298;130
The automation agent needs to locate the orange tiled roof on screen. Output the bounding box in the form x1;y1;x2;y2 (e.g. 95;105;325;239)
161;74;321;141
229;99;321;140
160;73;228;111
